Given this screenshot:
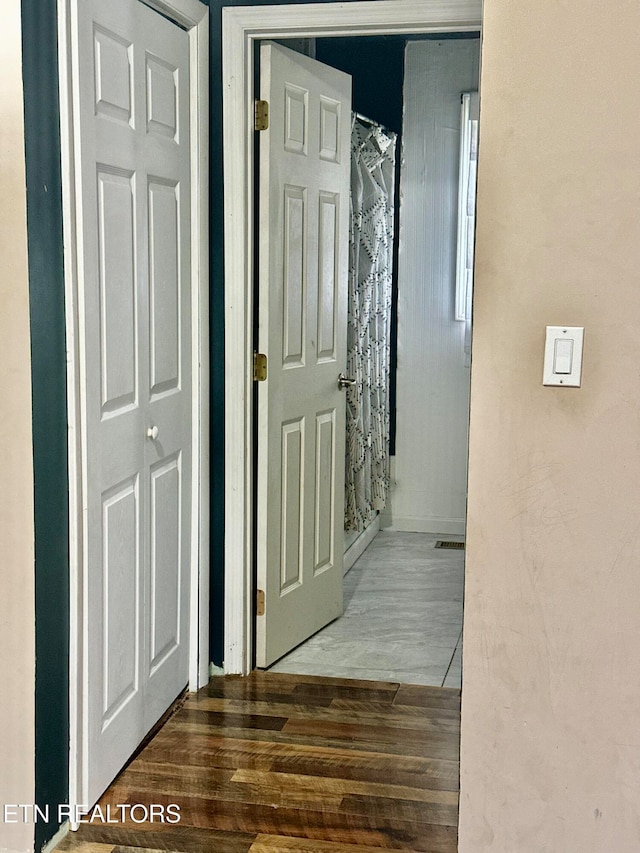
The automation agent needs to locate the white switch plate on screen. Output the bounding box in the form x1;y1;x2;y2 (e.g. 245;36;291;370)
543;326;584;387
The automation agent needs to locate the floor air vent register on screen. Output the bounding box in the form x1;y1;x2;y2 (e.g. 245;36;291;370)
435;541;465;550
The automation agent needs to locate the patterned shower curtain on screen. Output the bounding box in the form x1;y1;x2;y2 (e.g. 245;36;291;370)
345;117;397;532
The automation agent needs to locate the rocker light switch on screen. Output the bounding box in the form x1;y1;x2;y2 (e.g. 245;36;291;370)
553;338;573;374
543;326;584;387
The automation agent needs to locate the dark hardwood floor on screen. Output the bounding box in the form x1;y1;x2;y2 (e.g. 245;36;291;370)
56;673;460;852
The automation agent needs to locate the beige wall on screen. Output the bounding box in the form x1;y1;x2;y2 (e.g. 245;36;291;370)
460;1;640;850
0;3;36;853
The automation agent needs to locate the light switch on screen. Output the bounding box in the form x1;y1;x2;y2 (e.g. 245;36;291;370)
553;338;573;374
543;326;584;387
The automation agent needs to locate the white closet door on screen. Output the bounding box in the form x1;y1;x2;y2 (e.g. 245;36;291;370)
256;42;351;667
76;0;191;804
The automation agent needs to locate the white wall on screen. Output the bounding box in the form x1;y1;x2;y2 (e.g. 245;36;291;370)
391;39;479;536
460;2;640;849
0;3;36;853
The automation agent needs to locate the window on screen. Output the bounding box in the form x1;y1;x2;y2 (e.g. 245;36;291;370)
455;91;479;365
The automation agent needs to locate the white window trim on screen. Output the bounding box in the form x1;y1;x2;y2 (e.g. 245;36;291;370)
455;91;478;322
58;0;209;817
222;0;483;676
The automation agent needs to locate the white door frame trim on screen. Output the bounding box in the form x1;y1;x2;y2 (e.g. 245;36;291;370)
58;0;209;811
222;0;483;675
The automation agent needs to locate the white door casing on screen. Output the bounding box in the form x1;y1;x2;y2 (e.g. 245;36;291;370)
60;0;209;810
222;1;483;675
256;43;351;667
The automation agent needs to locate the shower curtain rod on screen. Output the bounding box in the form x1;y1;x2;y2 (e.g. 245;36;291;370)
353;111;395;137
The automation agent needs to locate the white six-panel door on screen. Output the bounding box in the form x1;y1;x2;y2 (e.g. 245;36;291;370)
75;0;191;804
257;43;351;667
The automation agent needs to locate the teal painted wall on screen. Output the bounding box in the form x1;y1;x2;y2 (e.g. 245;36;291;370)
21;0;69;849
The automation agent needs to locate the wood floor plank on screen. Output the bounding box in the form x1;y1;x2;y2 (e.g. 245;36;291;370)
55;842;115;853
393;685;461;711
130;737;459;792
230;769;459;806
238;672;402;691
202;672;401;705
192;696;460;734
111;848;181;853
268;754;459;792
119;790;457;852
114;764;237;790
111;848;214;853
281;717;459;757
202;682;399;708
115;763;459;817
67;825;256;853
139;726;460;774
159;720;457;760
113;765;346;811
339;793;458;827
291;682;399;705
123;760;459;809
329;699;461;723
248;835;424;852
203;682;334;708
55;674;460;853
179;707;290;731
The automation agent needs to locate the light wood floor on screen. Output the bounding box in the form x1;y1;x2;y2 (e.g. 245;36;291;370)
56;672;460;852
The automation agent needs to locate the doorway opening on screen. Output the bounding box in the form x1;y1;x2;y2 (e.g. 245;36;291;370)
222;0;483;678
254;32;478;687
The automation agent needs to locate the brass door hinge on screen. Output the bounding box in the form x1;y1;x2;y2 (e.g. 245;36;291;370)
256;589;265;616
255;100;269;131
253;352;267;381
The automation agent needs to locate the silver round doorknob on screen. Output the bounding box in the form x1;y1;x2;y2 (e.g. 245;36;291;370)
338;372;356;390
147;425;159;440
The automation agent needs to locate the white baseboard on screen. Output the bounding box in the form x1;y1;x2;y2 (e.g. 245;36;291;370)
41;821;69;853
388;515;465;536
343;528;361;553
378;505;393;529
344;515;380;574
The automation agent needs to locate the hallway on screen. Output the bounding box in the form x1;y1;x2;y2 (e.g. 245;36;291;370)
270;532;464;688
56;672;460;852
